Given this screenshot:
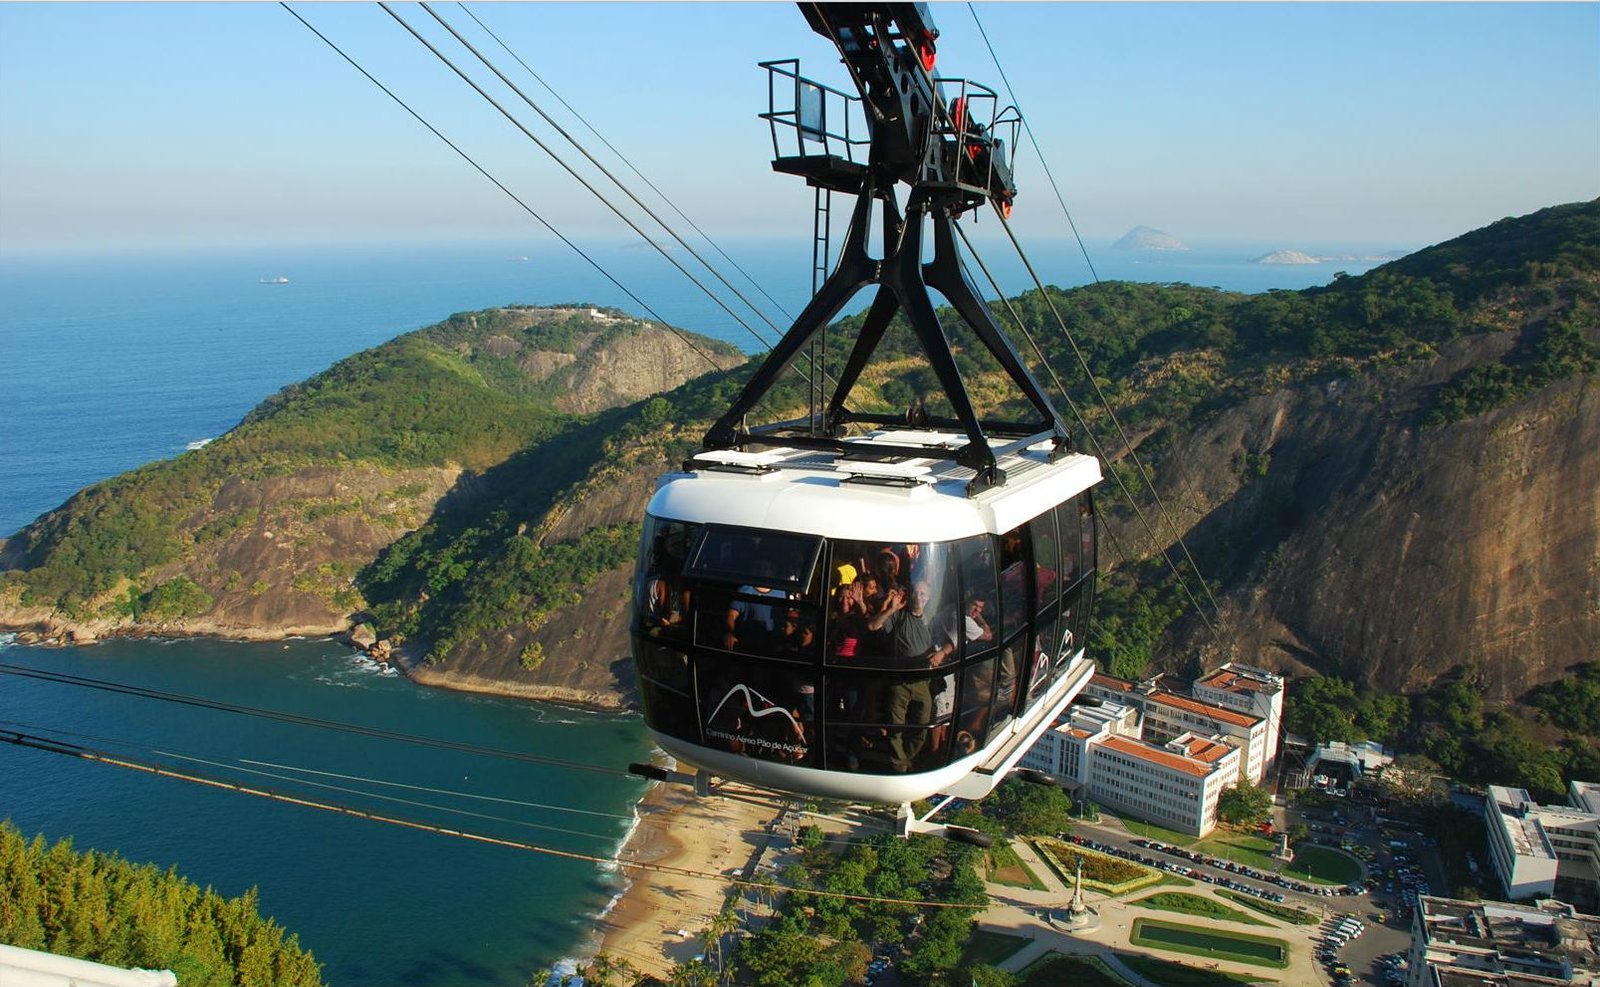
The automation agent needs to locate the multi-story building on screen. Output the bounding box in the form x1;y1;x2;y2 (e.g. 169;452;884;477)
1407;895;1600;987
1485;785;1600;902
1142;691;1269;787
1019;699;1139;788
1019;700;1241;836
1079;672;1271;786
1088;732;1241;837
1191;663;1285;770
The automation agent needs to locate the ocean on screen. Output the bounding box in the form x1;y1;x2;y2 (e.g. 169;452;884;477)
0;234;1394;984
0;635;652;986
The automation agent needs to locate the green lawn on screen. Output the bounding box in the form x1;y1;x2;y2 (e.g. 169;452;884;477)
1134;891;1267;926
1284;844;1363;886
1195;832;1283;873
962;930;1031;968
988;841;1047;890
1018;954;1130;987
1114;814;1201;847
1118;953;1278;986
1129;918;1290;969
1216;889;1320;926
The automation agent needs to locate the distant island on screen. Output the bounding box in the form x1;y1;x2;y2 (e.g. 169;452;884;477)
1254;249;1320;265
1114;225;1189;251
1253;248;1411;265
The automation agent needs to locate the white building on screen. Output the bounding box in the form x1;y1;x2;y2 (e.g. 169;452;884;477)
1407;895;1600;987
1485;785;1600;902
1089;732;1241;837
1019;699;1139;788
1019;698;1241;837
1192;663;1285;769
1142;691;1270;787
1079;672;1271;786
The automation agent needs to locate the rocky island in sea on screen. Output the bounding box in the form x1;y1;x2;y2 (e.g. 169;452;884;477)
0;202;1596;714
1253;249;1321;265
1113;224;1190;251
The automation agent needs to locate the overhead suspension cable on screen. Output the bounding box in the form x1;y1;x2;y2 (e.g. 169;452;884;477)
991;210;1221;629
952;230;1177;664
456;2;797;324
966;4;1227;627
965;2;1099;284
279;3;728;377
418;3;798;350
382;2;793;366
0;662;633;778
1;728;985;912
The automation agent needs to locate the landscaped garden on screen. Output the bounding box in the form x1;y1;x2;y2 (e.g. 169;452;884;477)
1134;891;1267;926
1129;918;1290;969
1017;954;1128;987
987;840;1047;890
1117;953;1279;986
1030;838;1164;896
1017;951;1280;987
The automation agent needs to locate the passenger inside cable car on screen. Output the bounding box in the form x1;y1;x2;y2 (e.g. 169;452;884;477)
631;491;1096;780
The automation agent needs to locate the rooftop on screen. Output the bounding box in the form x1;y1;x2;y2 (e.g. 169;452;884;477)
1090;673;1137;693
1149;690;1263;729
1098;734;1225;780
1196;663;1283;696
1419;896;1600;981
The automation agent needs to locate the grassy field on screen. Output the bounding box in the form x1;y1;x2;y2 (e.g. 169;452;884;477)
961;930;1031;968
1134;891;1268;926
1118;953;1279;986
1129;918;1291;969
988;841;1048;890
1285;844;1363;886
1115;814;1201;847
1216;889;1320;925
1195;832;1283;872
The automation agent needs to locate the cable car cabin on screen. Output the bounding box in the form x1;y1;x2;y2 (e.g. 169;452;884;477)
630;430;1100;805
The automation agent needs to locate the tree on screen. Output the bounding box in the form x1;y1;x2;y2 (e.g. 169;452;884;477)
1286;823;1310;846
1217;780;1272;826
797;823;825;852
966;965;1018;987
980;778;1073;836
1286;676;1362;744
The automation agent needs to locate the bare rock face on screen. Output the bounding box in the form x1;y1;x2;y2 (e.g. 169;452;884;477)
1133;334;1599;700
552;331;743;415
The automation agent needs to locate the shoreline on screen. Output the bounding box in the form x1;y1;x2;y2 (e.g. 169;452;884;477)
0;622;633;712
589;779;786;982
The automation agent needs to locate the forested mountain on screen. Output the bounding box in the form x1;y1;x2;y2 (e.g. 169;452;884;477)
1;202;1595;716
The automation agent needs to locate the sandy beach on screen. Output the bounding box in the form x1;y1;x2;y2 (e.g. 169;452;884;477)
592;779;788;981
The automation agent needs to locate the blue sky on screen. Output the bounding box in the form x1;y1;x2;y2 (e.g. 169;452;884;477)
1;2;1595;253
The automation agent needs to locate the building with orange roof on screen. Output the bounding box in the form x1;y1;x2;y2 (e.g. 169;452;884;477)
1191;662;1284;772
1019;699;1241;836
1091;732;1241;835
1143;690;1271;786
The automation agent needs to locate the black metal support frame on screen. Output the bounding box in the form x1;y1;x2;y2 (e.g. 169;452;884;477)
703;176;1069;492
701;3;1072;494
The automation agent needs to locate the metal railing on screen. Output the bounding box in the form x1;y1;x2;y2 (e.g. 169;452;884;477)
760;59;869;163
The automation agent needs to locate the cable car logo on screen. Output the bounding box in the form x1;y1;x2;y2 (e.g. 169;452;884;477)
704;683;808;758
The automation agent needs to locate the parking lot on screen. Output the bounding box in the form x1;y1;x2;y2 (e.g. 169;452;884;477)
1071;808;1422;986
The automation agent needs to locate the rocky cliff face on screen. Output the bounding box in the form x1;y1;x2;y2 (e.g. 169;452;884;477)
1126;333;1598;700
